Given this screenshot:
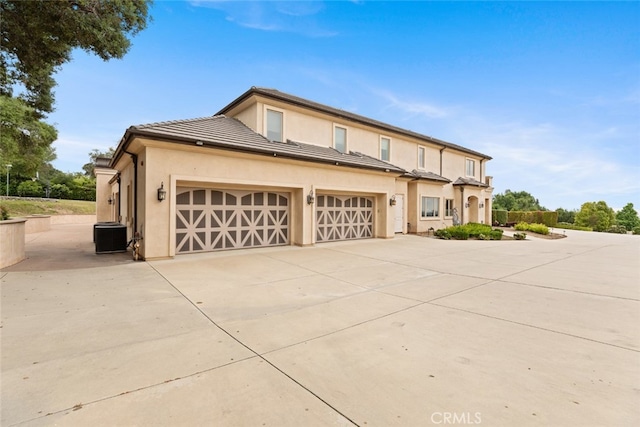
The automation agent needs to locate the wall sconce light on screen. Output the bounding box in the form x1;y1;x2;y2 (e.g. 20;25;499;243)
389;195;397;206
465;202;470;208
107;196;113;205
479;202;485;208
157;182;167;201
307;189;315;205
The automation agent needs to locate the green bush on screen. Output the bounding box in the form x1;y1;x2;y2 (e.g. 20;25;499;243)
513;232;527;240
507;210;557;227
17;180;44;197
434;223;503;240
514;222;549;235
492;209;507;226
633;226;640;235
606;225;628;234
434;229;451;240
555;222;592;232
0;204;9;220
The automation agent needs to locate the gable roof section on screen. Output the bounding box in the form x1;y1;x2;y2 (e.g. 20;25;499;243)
452;177;488;187
218;87;492;160
112;115;406;174
405;169;451;183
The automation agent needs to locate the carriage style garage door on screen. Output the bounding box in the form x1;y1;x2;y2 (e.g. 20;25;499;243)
176;188;289;254
316;195;374;242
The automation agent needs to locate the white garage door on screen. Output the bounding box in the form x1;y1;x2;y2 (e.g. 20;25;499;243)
176;188;289;254
316;195;374;242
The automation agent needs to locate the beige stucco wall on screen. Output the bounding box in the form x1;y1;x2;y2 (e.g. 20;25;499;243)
134;140;398;259
95;167;117;222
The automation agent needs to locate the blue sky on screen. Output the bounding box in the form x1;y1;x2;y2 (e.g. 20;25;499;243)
48;1;639;211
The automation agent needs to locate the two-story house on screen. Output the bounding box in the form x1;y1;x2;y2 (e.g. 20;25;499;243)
96;87;493;259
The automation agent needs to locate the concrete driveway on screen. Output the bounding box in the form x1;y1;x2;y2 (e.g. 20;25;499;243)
1;224;639;426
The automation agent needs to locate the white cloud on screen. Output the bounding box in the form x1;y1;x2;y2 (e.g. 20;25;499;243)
189;0;337;37
372;88;451;119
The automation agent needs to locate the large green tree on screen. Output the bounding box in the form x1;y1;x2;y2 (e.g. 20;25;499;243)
1;0;151;117
575;201;616;232
0;95;57;177
616;203;639;231
492;189;546;211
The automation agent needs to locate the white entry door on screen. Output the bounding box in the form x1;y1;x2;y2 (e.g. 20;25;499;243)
394;194;404;233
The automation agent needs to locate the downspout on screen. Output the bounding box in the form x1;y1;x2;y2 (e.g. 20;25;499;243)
479;159;484;183
439;147;446;176
460;186;465;224
124;150;138;235
117;175;121;222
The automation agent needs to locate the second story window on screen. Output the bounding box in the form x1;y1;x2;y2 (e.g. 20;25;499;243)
266;109;283;142
334;126;347;153
380;137;390;161
418;146;426;169
466;158;476;177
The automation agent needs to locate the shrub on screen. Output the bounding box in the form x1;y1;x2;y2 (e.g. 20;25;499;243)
555;222;593;232
490;230;503;240
507;210;557;227
515;222;549;235
606;225;628;234
434;229;451;240
492;209;507;226
17;180;44;197
0;204;9;220
448;226;469;240
633;226;640;235
513;232;527;240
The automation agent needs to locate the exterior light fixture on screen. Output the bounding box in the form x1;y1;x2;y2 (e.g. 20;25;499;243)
307;190;315;205
465;202;470;208
157;182;167;201
479;202;484;208
389;195;397;206
108;196;113;205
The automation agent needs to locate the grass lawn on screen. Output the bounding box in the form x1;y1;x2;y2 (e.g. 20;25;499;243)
0;198;96;217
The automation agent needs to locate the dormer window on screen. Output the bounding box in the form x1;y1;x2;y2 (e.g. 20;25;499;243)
266;109;283;142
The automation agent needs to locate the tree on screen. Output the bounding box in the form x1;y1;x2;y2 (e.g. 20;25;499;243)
616;203;640;231
0;95;57;177
1;0;151;117
575;201;616;232
492;190;546;211
556;208;577;224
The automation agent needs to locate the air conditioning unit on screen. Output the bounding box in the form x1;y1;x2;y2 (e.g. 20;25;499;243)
95;224;127;253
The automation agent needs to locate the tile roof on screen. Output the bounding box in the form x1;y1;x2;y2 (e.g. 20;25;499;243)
405;169;451;183
452;177;489;187
218;87;492;160
119;115;406;174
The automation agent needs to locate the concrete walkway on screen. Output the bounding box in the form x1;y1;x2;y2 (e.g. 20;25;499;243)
1;224;639;426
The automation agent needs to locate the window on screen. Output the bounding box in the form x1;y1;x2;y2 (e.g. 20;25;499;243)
334;126;347;153
380;137;390;161
466;158;475;177
266;109;283;142
418;146;426;169
445;199;454;217
421;197;439;218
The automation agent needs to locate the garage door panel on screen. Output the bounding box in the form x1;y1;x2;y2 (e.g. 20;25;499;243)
176;188;289;254
316;195;374;243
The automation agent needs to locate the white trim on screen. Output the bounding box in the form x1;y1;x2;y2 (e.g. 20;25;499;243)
420;195;440;219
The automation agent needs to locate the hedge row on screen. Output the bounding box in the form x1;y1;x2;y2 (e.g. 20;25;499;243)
492;210;558;227
514;222;549;235
435;223;503;240
554;222;592;231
